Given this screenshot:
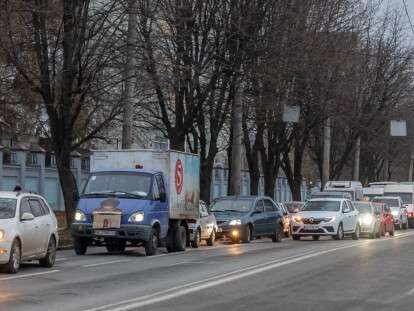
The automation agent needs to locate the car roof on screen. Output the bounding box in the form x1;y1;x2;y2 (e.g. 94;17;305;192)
0;191;44;199
214;195;269;201
307;198;346;202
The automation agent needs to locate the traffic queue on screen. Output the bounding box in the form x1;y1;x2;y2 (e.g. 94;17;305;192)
0;147;411;275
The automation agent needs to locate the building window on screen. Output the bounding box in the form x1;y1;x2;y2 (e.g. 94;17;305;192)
51;155;57;167
10;152;18;165
26;153;38;166
81;157;90;170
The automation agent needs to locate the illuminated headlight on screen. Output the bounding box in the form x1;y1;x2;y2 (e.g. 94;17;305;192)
74;210;86;222
129;212;144;223
362;214;373;226
323;217;335;223
229;219;241;226
0;229;5;240
391;211;399;217
292;216;303;224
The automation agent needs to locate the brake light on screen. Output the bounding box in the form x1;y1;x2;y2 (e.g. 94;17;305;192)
408;212;414;218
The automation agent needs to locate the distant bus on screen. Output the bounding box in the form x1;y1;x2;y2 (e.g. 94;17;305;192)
324;181;363;201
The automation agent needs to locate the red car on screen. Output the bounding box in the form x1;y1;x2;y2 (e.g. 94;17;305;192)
373;203;395;236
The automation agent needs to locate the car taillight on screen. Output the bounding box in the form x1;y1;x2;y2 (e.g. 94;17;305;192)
408;212;414;218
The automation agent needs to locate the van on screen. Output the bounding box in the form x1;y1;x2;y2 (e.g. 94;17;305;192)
324;181;363;201
363;187;384;201
383;184;414;227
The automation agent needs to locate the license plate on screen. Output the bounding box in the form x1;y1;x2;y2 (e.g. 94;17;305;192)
304;225;319;230
94;230;116;236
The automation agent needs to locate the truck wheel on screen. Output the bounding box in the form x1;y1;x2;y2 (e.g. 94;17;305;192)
174;226;187;251
74;238;88;255
166;229;175;253
191;229;201;248
206;230;215;246
106;240;126;253
144;228;158;256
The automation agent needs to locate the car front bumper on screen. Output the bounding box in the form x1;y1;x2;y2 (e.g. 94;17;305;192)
291;223;336;235
71;223;153;243
216;223;247;238
0;241;12;264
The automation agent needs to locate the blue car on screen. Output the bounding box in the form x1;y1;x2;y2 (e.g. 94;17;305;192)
210;196;284;244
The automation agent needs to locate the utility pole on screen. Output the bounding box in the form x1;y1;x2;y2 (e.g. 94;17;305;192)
230;86;243;196
353;136;361;181
121;0;138;149
322;117;331;189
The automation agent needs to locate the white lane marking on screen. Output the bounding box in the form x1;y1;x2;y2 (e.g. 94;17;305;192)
0;270;61;281
83;259;132;268
84;233;414;311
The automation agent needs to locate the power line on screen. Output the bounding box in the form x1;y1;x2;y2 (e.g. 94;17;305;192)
402;0;414;37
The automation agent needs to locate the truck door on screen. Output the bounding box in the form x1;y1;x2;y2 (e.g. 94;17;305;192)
154;175;169;238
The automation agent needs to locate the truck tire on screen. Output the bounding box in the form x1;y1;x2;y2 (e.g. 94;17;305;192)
191;229;201;248
74;237;88;255
166;229;175;253
144;228;158;256
174;226;187;252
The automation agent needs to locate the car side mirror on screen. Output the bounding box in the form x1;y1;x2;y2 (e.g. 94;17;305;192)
159;192;166;202
21;212;35;221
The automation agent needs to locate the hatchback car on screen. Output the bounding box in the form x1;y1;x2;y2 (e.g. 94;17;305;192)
373;202;394;236
190;200;217;248
291;198;360;241
353;201;381;238
210;196;284;244
372;196;408;230
0;192;58;274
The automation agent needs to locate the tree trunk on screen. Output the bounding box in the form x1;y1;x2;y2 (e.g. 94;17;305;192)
200;157;214;204
291;146;305;201
263;172;276;199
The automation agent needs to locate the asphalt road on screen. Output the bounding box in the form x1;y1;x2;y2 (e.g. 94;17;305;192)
2;231;414;311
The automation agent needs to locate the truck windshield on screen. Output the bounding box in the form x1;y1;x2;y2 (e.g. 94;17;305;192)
0;198;17;219
83;173;152;198
384;193;413;204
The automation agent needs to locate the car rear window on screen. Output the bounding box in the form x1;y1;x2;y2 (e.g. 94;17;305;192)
372;198;399;207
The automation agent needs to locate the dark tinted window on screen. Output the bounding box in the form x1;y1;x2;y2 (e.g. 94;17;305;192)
264;200;276;212
155;175;166;195
39;199;51;214
29;199;44;217
20;199;32;217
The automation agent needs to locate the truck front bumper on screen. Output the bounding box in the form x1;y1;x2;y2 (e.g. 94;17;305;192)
71;223;153;242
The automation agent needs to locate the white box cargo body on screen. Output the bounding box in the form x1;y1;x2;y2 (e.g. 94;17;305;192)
91;149;200;220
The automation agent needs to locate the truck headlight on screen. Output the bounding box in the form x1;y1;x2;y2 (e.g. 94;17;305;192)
0;229;5;241
129;212;144;223
229;219;241;226
362;214;373;225
74;210;86;222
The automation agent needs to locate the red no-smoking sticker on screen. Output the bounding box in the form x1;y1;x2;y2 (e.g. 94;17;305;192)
175;159;184;194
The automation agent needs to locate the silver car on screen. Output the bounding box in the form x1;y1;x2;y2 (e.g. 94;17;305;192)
190;201;217;248
0;192;59;274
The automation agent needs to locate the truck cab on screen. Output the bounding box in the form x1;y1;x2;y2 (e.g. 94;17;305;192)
71;150;200;256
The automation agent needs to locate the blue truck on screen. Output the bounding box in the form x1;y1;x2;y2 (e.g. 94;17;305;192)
70;149;200;256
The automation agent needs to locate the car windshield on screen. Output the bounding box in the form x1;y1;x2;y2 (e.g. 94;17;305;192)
384;193;412;204
83;172;152;198
302;201;341;212
285;202;304;213
210;199;253;213
372;198;399;208
0;198;17;219
354;203;372;214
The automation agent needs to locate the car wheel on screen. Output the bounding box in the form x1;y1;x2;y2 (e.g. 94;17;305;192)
106;240;126;253
312;235;320;241
352;224;360;240
403;221;408;230
191;229;201;248
39;236;57;267
272;226;283;243
3;239;21;274
206;230;215;246
241;226;251;244
292;234;301;241
174;226;187;251
74;237;88;255
334;223;344;240
144;228;158;256
375;229;381;239
390;227;395;236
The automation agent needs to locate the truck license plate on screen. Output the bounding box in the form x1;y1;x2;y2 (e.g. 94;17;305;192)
94;230;116;236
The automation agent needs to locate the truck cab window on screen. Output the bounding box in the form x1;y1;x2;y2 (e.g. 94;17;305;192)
153;179;160;201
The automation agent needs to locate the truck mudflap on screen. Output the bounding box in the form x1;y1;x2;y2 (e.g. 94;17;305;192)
71;223;153;242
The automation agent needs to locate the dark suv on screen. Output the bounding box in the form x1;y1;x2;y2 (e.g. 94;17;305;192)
210;196;284;244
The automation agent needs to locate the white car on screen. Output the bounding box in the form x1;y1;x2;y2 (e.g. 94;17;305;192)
190;201;217;248
291;198;360;241
0;192;59;274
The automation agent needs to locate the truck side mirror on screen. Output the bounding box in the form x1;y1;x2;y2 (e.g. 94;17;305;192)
159;192;166;202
